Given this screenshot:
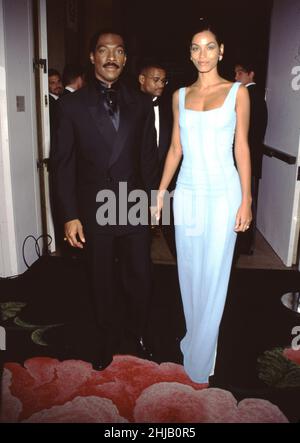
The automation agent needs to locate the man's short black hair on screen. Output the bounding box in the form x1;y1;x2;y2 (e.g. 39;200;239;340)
89;29;126;54
236;62;256;74
62;64;84;86
139;63;167;76
48;68;61;78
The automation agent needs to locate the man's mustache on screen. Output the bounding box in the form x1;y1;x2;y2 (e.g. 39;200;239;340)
103;62;120;69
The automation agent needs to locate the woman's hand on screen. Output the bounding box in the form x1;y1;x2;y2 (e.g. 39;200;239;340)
234;202;252;233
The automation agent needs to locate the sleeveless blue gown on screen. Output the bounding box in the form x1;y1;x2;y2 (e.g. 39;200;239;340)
173;82;242;383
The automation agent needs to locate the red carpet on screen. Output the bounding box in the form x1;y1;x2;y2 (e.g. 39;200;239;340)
1;355;289;423
1;258;300;422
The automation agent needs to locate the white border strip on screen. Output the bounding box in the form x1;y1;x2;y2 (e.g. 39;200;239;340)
0;0;18;277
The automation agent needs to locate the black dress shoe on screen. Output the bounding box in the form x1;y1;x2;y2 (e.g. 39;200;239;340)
208;375;230;389
91;354;113;371
151;337;183;365
119;336;153;359
139;337;153;359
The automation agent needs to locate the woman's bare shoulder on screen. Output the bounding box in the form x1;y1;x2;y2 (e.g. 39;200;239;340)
221;79;235;90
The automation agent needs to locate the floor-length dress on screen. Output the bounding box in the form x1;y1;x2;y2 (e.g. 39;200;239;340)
174;82;242;383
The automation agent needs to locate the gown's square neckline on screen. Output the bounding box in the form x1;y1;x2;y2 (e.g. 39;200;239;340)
184;82;237;113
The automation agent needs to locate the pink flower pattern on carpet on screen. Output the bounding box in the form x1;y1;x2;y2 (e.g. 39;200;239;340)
283;348;300;366
134;383;289;423
0;355;288;423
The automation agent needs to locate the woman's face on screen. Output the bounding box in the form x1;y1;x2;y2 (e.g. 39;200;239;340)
190;30;223;74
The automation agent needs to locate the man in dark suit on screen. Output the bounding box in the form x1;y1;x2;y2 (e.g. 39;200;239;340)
51;31;158;370
52;66;84;257
48;69;64;253
235;62;268;254
62;64;85;96
139;64;176;258
48;68;63;134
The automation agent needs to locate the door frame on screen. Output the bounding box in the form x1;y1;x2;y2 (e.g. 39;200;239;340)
33;0;56;253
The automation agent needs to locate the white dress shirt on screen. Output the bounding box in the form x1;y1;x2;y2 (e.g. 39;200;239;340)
65;86;76;93
153;97;160;146
49;93;60;100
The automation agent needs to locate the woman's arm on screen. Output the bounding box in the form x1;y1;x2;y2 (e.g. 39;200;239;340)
159;90;183;191
234;85;252;232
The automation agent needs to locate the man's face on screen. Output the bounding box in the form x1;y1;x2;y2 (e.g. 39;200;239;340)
139;68;167;97
90;33;126;85
48;75;63;95
235;65;253;85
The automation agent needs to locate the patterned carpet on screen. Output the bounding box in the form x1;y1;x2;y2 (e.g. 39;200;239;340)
1;355;289;423
0;255;300;423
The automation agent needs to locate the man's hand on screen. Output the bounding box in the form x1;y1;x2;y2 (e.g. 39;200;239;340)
154;190;166;223
150;206;159;227
64;219;86;249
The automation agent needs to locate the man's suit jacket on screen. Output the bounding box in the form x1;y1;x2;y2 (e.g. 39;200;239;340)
155;96;176;190
49;94;59;137
62;88;72;96
247;84;268;178
51;81;158;237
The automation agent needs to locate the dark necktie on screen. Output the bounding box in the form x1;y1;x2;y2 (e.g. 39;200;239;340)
102;88;120;131
153;98;159;107
93;77;120;131
104;88;118;114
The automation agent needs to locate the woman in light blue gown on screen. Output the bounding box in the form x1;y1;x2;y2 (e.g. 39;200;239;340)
156;21;252;384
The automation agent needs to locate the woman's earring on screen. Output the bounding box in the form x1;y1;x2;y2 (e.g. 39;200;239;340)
219;55;223;61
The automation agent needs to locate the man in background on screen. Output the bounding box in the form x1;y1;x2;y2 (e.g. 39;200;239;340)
62;64;85;95
48;68;64;253
235;62;268;255
48;68;63;133
139;63;176;258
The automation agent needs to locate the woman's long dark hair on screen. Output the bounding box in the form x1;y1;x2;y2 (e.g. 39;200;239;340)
190;18;224;47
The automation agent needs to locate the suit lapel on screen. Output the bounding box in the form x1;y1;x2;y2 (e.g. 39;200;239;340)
158;105;169;161
108;85;136;168
87;86;117;150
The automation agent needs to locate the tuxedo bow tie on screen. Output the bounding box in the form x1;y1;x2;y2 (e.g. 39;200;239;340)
103;88;118;115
